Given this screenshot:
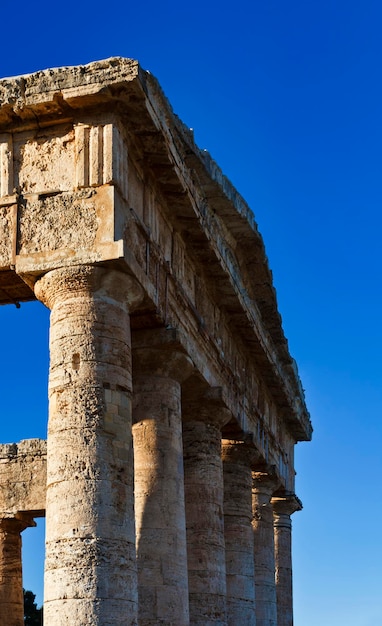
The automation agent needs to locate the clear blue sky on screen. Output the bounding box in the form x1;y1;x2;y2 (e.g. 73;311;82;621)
1;1;382;623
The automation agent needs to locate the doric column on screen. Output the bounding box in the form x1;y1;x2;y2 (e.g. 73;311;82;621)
182;388;231;626
35;265;142;626
0;515;35;626
271;494;302;626
132;331;193;626
222;441;259;626
252;469;280;626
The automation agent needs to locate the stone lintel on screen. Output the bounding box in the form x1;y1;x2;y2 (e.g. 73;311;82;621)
0;513;36;529
0;439;47;517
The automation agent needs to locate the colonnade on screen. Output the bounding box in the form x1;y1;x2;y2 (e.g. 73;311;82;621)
0;265;301;626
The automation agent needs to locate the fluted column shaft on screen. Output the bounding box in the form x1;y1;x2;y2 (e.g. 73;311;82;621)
222;441;258;626
182;393;230;626
132;344;192;626
0;517;34;626
271;495;302;626
35;265;140;626
252;471;280;626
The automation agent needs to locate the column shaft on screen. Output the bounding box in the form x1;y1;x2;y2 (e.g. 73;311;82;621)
183;418;227;625
272;495;301;626
252;472;279;626
133;354;191;626
0;518;32;626
222;442;257;626
35;266;139;626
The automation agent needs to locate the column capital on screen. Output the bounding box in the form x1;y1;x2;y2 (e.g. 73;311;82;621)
34;264;143;310
252;466;281;517
0;513;35;533
221;438;262;466
182;386;231;427
272;493;302;519
252;465;281;493
132;327;195;383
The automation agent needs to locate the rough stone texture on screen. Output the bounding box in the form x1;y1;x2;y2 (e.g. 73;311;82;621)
18;191;98;255
0;59;312;625
272;495;302;626
34;266;140;625
14;125;76;194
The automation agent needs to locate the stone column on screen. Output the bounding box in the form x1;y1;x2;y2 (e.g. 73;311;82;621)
182;389;230;626
132;335;193;626
35;265;142;626
0;515;35;626
252;470;280;626
271;494;302;626
222;441;259;626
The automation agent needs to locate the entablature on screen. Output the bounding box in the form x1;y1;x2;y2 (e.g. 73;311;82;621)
0;58;312;454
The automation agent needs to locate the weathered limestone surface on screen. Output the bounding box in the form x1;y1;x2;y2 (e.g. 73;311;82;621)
0;58;312;626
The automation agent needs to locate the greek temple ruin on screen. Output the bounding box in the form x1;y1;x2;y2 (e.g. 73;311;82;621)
0;58;312;626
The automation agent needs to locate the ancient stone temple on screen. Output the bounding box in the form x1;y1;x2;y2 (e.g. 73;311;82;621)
0;58;312;626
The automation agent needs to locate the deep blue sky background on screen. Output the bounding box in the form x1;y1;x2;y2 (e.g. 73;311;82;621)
1;2;382;624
